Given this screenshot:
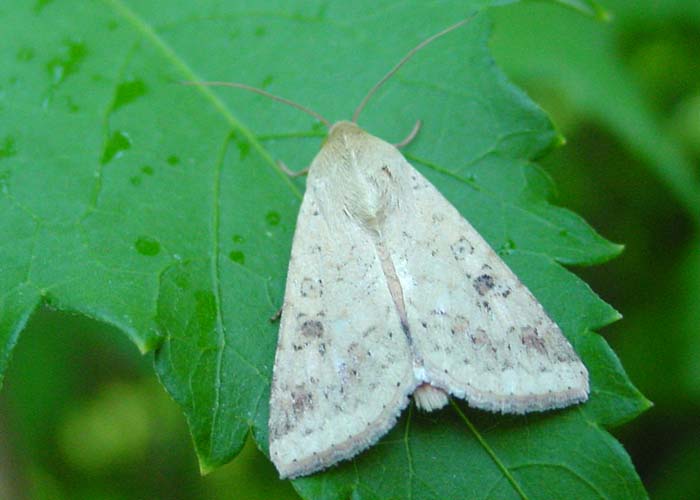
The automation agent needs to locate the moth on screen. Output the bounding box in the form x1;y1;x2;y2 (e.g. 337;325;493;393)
190;18;588;480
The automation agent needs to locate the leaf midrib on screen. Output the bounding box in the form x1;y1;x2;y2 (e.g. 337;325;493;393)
451;400;530;500
104;0;302;199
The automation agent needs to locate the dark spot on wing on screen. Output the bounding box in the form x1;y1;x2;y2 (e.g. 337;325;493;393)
520;326;547;355
300;277;322;298
291;388;314;417
363;326;377;338
401;321;411;343
451;236;474;260
473;274;495;296
469;328;491;350
450;315;469;336
555;347;579;363
301;319;324;338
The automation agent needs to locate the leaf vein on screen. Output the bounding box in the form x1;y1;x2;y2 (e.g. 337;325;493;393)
208;132;229;452
509;462;609;500
451;400;529;500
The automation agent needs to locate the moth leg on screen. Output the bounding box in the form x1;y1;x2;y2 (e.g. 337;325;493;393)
277;160;309;177
393;120;422;148
269;306;283;323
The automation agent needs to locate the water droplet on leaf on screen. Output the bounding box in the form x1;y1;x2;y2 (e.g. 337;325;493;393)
113;78;148;111
229;251;245;264
46;39;87;86
0;136;17;160
134;236;160;256
266;211;280;226
101;130;131;164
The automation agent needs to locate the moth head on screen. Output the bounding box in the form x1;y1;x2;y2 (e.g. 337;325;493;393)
324;121;364;145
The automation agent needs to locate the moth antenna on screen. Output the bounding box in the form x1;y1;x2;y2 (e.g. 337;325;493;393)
182;81;332;128
352;16;475;123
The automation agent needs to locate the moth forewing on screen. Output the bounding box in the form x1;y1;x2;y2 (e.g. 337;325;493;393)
269;123;418;479
380;144;589;413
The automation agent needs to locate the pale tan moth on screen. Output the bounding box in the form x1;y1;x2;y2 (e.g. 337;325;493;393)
189;18;588;480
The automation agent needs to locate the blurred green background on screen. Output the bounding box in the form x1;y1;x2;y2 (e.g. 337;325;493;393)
1;1;698;499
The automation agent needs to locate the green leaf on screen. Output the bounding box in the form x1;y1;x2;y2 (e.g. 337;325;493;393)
1;1;649;499
552;0;611;20
490;0;700;224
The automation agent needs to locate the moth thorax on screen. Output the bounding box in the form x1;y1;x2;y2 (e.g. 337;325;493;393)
339;163;398;229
